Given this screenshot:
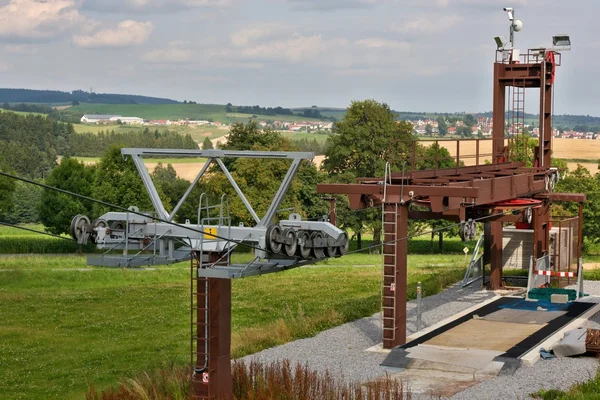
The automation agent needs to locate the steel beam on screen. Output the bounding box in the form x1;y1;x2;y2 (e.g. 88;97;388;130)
215;158;260;224
259;158;302;227
130;154;170;220
122;148;314;160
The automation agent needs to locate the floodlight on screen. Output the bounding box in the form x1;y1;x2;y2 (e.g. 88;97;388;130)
512;19;523;32
495;36;508;49
552;34;571;50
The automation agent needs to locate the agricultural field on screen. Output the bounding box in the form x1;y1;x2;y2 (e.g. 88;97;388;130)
68;104;324;125
0;248;467;399
281;131;330;143
72;122;228;143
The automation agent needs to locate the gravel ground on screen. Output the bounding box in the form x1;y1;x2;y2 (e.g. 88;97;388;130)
242;282;496;384
242;280;600;399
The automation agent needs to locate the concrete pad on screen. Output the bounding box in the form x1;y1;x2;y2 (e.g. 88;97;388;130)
482;308;566;325
425;319;544;352
406;295;504;342
406;344;503;370
387;359;503;397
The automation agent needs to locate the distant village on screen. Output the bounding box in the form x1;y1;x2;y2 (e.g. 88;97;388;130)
81;114;598;139
80;114;334;132
408;117;600;139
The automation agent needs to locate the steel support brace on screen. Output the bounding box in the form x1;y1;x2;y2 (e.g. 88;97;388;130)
259;158;302;227
131;155;170;220
382;204;408;349
215;158;260;224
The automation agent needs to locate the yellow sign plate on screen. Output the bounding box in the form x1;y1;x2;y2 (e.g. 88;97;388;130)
204;227;218;239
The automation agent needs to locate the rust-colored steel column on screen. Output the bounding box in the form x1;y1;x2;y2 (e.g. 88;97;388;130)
538;67;553;168
193;252;232;400
489;220;504;290
578;202;584;259
533;203;550;260
382;204;408;349
492;63;507;163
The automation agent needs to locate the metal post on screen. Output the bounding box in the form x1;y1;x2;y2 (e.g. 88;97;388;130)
489;220;503;290
416;281;422;331
193;252;232;400
526;255;534;300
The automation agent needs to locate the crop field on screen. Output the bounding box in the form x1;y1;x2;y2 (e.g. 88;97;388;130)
0;250;467;399
281;132;331;143
429;138;600;171
72;122;228;143
69;104;323;125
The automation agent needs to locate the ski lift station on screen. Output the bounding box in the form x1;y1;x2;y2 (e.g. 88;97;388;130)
56;8;600;400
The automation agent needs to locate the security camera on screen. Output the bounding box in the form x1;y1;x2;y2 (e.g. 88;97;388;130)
503;7;513;12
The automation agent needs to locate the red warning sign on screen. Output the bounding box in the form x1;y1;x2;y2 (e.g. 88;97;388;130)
202;372;209;383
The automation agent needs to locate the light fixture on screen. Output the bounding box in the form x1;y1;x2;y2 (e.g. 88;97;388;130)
552;34;571;51
503;7;514;21
495;36;508;49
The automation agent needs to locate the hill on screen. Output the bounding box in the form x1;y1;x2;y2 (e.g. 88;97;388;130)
0;89;179;105
68;103;325;124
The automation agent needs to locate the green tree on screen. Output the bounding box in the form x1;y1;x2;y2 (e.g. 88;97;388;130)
0;162;16;217
437;116;448;136
322;100;414;249
323;100;413;178
39;158;96;235
202;136;214;150
3;181;42;224
554;165;600;247
152;163;204;222
92;146;155;216
463;114;476;127
425;124;433;136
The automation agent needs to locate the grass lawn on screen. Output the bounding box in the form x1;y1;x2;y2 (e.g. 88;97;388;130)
282;131;331;143
0;252;466;399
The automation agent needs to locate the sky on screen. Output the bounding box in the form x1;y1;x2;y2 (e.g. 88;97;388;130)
0;0;597;115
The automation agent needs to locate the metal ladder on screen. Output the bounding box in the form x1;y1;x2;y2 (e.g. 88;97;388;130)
381;203;397;343
190;252;213;399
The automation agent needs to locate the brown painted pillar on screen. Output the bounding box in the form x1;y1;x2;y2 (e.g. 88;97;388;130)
193;253;232;400
492;63;507;163
489;220;504;290
382;204;408;349
538;63;553;168
533;203;550;260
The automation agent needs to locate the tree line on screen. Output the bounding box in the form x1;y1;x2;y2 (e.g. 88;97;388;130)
0;89;178;105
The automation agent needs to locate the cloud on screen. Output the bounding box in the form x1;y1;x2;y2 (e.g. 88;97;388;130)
142;41;194;63
391;14;463;34
73;20;154;48
356;38;410;50
0;0;83;40
288;0;379;11
2;44;39;55
82;0;233;12
230;25;283;47
238;34;348;63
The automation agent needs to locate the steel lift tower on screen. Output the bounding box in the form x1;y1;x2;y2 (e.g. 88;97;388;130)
318;10;583;349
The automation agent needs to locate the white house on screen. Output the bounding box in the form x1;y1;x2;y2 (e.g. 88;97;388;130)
109;116;144;125
81;114;121;124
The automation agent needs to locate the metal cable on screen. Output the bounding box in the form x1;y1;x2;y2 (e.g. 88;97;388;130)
0;221;74;241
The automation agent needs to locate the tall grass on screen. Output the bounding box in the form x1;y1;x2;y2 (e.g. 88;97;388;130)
0;237;94;254
86;359;410;400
